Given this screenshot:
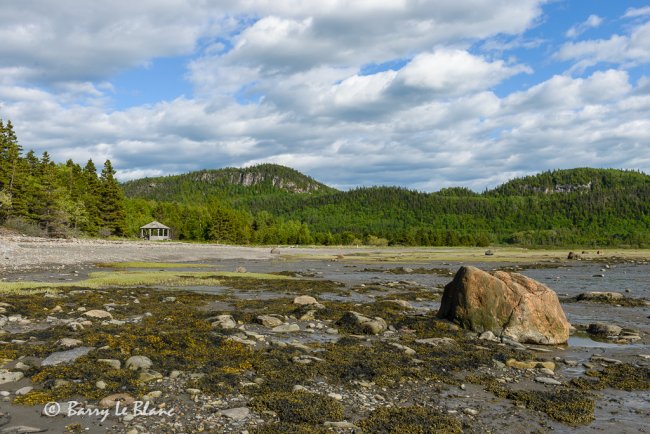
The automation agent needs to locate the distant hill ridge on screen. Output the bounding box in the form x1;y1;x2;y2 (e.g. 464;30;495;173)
123;163;337;202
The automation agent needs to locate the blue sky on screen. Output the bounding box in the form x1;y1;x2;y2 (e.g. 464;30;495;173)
0;0;649;191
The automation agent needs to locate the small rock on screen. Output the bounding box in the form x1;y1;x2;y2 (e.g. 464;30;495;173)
478;331;499;342
535;377;561;385
99;393;135;409
293;295;318;305
328;393;343;401
143;390;162;401
57;338;83;348
506;359;555;371
96;381;107;390
385;300;413;309
211;315;237;330
271;324;300;333
236;267;247;273
0;427;46;433
219;407;250;421
464;408;479;416
138;370;163;382
186;388;201;396
587;323;622;337
41;347;94;367
0;372;24;385
125;355;153;371
539;367;555;376
15;387;33;396
415;337;456;346
256;315;284;328
83;309;113;320
324;421;358;429
389;342;416;355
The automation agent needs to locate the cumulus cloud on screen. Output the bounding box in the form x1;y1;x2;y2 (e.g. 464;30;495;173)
556;22;650;72
623;6;650;19
1;0;650;191
566;14;602;38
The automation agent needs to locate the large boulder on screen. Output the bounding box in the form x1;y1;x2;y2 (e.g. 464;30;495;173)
437;266;570;344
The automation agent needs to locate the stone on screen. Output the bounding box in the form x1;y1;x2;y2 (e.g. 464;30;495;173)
83;309;113;320
479;331;499;342
271;323;300;333
0;371;24;385
385;300;413;309
15;387;33;396
211;315;237;330
219;407;250;421
98;359;121;370
0;427;46;433
389;343;416;355
96;381;107;390
256;315;284;328
41;347;94;366
328;393;343;401
577;292;624;301
57;338;82;348
506;359;555;371
293;295;318;305
99;393;135;409
587;323;622;337
236;267;247;273
535;377;561;385
414;337;456;346
337;311;387;335
324;422;358;429
125;355;153;371
138;370;163;382
143;390;162;401
437;266;570;344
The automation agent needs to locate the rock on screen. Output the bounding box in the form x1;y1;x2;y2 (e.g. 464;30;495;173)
414;337;456;346
587;323;622;336
138;370;163;382
50;305;63;313
41;347;94;366
590;356;622;364
337;311;387;335
99;393;135;409
235;266;247;273
143;390;162;401
539;367;555;376
567;252;581;260
219;407;250;421
385;300;413;309
83;309;113;320
0;371;24;385
125;355;153;371
0;427;46;433
437;266;570;344
328;393;343;401
535;377;561;385
186;388;201;396
211;314;237;330
484;250;494;256
271;324;300;333
98;359;121;370
96;381;107;390
389;343;416;355
577;292;624;301
14;387;32;396
256;315;284;328
299;310;316;321
293;295;319;305
506;359;555;371
479;331;499;342
57;338;83;348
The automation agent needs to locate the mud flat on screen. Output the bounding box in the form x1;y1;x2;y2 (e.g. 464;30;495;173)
0;238;648;433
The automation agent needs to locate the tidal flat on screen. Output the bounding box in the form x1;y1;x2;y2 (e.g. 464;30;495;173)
0;242;648;433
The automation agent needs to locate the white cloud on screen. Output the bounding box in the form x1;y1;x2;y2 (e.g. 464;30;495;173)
623;6;650;19
556;22;650;72
566;14;602;38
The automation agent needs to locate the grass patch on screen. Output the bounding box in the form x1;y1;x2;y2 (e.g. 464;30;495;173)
0;270;295;292
96;261;214;269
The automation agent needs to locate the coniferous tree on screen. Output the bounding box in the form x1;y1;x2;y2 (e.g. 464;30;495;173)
99;160;127;236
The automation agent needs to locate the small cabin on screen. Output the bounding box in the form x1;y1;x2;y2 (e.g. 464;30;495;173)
140;221;171;240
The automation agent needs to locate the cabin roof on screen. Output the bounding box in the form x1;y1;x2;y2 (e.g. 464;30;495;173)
139;220;170;230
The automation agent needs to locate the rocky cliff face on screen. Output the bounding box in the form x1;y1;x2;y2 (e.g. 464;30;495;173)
195;169;325;193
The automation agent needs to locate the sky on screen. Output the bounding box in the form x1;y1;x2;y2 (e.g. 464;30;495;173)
1;0;649;191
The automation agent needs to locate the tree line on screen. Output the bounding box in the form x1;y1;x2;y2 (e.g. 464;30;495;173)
2;119;649;247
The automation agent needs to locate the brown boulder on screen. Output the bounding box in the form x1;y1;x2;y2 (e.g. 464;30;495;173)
437;266;570;344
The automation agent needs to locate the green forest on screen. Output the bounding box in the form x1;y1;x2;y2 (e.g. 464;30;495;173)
2;119;649;247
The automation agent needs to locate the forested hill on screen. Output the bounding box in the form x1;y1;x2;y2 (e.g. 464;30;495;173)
488;168;650;196
122;164;336;203
125;166;650;247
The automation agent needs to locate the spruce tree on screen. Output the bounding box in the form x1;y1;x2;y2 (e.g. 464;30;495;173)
99;160;127;236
